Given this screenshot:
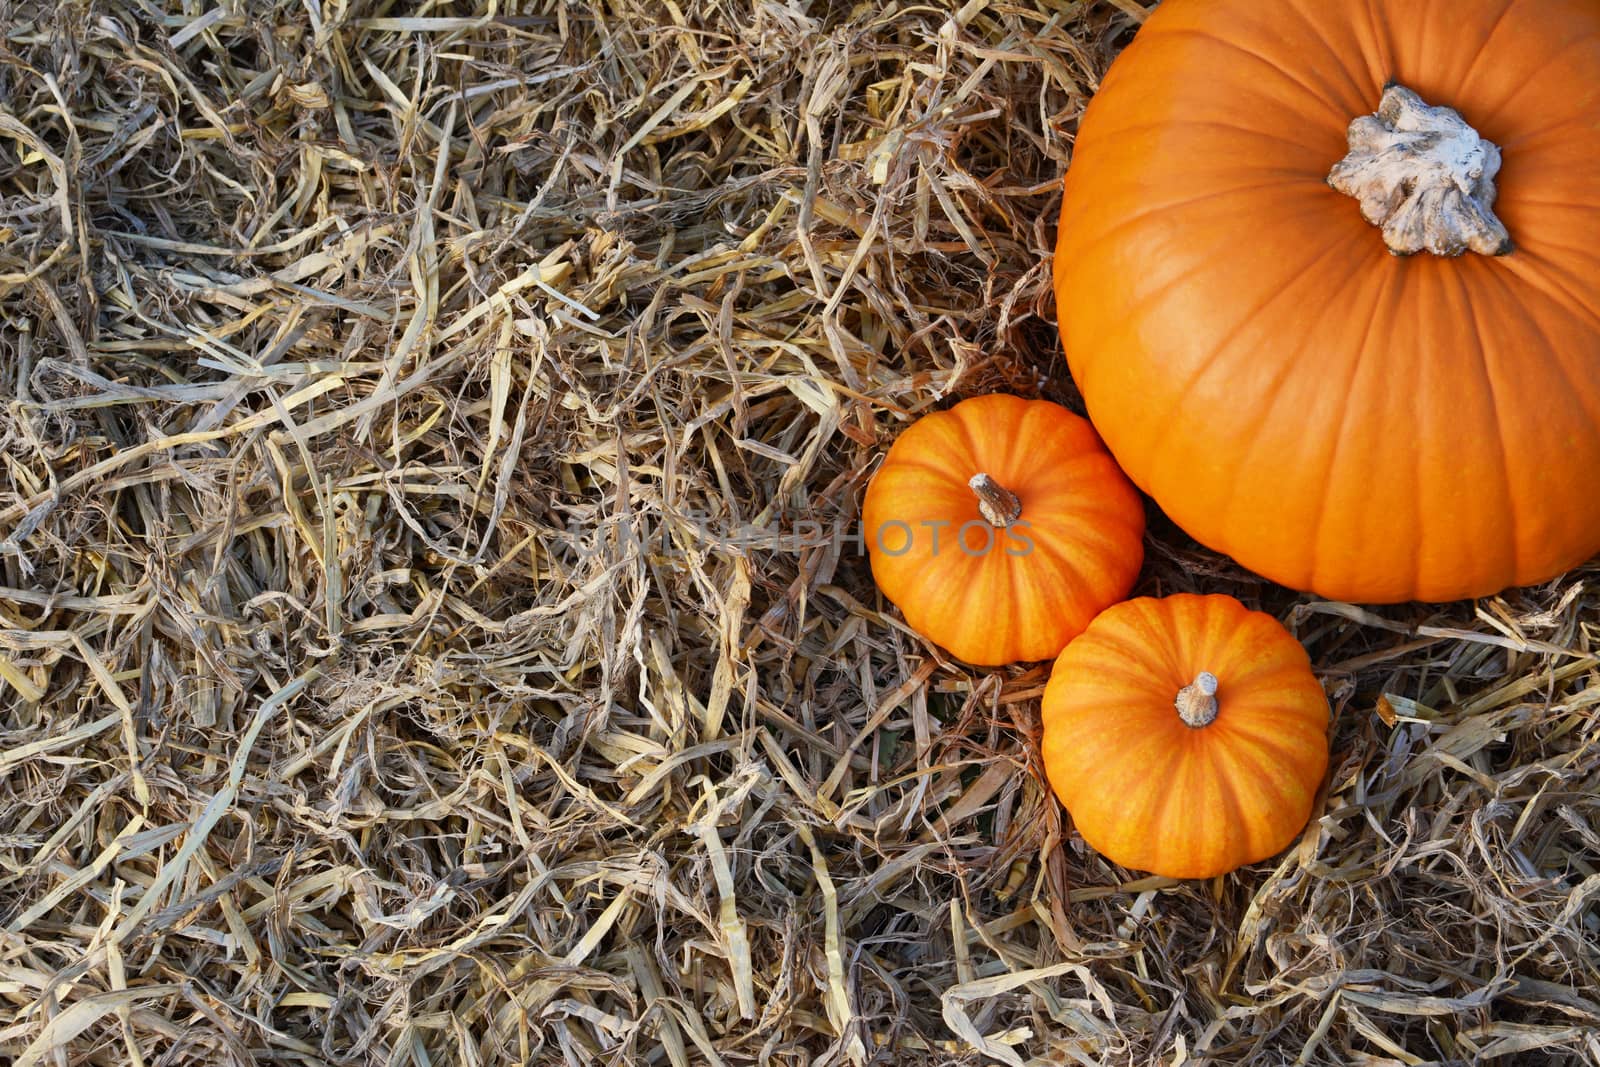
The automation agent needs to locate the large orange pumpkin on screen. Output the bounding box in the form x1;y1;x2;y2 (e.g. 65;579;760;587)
1041;594;1330;880
862;394;1144;666
1054;0;1600;604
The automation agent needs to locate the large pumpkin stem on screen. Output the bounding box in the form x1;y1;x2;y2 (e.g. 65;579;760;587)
969;473;1022;528
1175;671;1219;729
1327;84;1511;258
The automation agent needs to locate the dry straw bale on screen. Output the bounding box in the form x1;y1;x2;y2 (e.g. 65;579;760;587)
0;1;1597;1064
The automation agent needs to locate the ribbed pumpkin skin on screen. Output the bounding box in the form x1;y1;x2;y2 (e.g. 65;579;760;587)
862;395;1144;666
1054;0;1600;604
1041;595;1329;880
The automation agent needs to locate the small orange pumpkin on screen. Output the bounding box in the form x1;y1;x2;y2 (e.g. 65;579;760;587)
862;394;1144;666
1041;594;1329;879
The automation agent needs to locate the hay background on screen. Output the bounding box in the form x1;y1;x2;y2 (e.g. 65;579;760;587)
1;1;1598;1064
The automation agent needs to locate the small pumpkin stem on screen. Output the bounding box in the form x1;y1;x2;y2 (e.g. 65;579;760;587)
969;473;1022;528
1175;671;1220;729
1327;84;1512;257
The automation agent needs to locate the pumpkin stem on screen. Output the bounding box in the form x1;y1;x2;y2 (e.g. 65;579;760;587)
1175;671;1220;729
1327;84;1511;257
969;473;1022;528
